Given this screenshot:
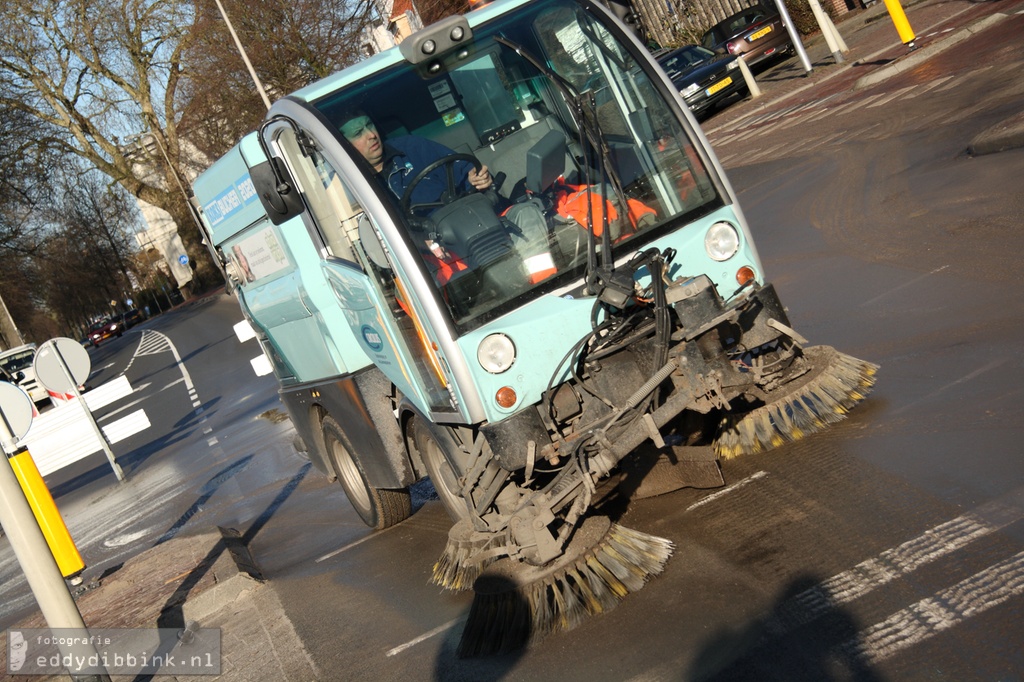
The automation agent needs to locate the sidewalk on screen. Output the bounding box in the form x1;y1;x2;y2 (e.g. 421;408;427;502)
704;0;1024;147
0;529;318;680
1;3;1018;679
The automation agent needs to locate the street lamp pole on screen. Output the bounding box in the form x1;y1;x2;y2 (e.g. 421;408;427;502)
212;0;272;110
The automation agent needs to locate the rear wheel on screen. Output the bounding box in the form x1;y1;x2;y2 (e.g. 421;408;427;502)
411;417;471;522
322;416;411;530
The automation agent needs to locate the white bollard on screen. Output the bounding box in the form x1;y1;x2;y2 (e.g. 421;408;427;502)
737;55;761;98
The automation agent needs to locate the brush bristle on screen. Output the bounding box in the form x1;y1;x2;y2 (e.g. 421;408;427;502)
715;346;878;459
432;520;494;591
457;519;673;657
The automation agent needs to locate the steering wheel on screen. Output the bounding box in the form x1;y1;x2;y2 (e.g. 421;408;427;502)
399;153;483;215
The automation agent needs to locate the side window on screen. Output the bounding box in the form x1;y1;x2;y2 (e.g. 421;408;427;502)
275;127;363;263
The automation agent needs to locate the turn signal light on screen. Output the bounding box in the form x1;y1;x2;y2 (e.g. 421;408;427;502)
496;386;517;408
736;266;756;286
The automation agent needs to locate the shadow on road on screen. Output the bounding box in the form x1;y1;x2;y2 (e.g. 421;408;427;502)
127;461;312;682
687;574;885;681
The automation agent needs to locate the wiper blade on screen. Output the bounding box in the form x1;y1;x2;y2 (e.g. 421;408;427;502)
494;35;632;294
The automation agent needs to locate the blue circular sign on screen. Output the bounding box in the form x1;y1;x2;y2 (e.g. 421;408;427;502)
178;254;190;266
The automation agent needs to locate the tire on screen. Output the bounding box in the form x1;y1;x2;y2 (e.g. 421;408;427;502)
321;416;411;530
410;417;471;522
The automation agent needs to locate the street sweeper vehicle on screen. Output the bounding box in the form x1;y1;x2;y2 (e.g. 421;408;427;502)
191;0;876;655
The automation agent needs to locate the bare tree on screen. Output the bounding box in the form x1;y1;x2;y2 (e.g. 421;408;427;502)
179;0;377;161
0;0;209;285
1;0;387;293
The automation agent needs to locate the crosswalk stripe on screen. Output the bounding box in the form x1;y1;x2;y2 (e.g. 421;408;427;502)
764;495;1024;637
840;91;888;114
868;85;917;108
840;549;1024;664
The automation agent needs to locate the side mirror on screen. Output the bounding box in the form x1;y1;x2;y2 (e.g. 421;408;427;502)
250;159;306;226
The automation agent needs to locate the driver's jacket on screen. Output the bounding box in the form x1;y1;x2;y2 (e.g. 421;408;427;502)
376;136;474;213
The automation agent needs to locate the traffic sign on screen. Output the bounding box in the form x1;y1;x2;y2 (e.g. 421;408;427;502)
0;382;34;443
178;254;190;266
33;338;91;395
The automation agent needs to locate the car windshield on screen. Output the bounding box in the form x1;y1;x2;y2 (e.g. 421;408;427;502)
657;46;716;76
724;8;770;34
313;0;721;330
0;350;34;373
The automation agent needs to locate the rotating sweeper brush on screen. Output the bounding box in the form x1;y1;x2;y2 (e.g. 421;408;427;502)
438;516;673;657
714;346;879;459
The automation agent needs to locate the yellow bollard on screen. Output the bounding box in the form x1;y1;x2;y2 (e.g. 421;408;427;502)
8;449;85;579
882;0;917;48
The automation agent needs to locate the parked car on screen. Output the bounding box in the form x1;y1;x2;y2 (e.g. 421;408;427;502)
88;317;123;346
0;344;48;404
701;4;792;69
121;308;144;328
656;45;747;118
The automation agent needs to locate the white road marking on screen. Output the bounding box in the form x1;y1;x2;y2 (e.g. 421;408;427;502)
103;528;153;548
867;85;917;108
95;395;149;422
687;471;767;511
839;92;888;114
892;357;1008;416
860;265;948;306
316;525;400;563
766;494;1024;636
386;617;465;657
840;550;1024;664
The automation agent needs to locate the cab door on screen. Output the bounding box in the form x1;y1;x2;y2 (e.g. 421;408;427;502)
262;121;460;419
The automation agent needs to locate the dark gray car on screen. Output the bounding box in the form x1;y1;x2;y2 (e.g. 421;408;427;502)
656;45;748;118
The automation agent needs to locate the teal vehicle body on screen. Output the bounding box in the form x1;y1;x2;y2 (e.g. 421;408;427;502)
191;0;874;610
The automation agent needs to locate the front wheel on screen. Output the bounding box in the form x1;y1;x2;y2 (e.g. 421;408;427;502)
322;416;411;530
410;417;471;522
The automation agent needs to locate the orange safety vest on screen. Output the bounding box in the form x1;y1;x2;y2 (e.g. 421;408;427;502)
552;181;656;238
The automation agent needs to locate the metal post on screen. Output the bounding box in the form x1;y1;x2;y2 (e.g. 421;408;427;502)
807;0;844;63
823;12;849;53
737;55;761;98
52;346;125;482
882;0;917;49
213;0;272;110
0;416;110;682
774;0;813;74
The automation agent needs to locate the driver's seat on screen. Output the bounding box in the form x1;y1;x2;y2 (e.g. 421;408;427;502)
430;192;514;269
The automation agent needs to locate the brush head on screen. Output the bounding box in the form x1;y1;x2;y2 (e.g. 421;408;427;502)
432;519;494;591
457;517;673;657
715;346;878;459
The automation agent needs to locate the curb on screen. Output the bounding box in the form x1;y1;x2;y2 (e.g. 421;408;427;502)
968;110;1024;156
853;12;1010;89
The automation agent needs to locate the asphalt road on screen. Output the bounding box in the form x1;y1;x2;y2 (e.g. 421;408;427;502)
2;14;1023;679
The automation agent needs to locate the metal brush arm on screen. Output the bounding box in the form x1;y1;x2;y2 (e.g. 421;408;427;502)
589;360;696;478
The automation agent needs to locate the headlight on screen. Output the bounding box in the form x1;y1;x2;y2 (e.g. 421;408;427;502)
681;83;700;98
727;59;740;71
477;334;515;374
705;221;740;261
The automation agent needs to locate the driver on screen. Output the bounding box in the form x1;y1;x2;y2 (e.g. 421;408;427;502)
341;111;493;210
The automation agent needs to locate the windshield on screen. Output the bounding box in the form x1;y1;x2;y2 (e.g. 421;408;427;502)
657;46;716;75
0;350;34;372
313;0;720;331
